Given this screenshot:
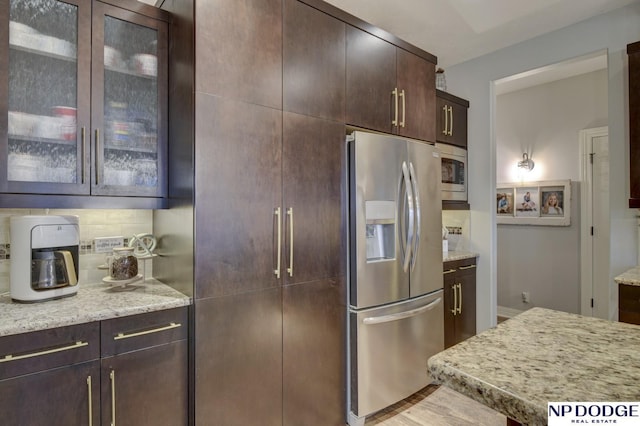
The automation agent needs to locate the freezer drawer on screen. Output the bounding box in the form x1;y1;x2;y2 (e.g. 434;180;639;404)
349;291;444;418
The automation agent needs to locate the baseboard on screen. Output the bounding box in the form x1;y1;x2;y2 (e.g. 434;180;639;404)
497;306;524;319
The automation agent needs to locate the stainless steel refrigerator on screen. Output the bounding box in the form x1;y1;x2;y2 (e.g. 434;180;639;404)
347;131;444;426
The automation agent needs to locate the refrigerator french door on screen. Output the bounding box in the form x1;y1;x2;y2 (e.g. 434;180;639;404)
347;131;444;425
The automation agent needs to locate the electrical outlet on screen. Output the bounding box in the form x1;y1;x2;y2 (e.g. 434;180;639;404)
522;292;530;303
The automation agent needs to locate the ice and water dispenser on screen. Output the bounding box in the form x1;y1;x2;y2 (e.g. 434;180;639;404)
365;200;396;262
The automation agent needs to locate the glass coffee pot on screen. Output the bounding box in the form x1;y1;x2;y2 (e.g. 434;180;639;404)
31;250;78;290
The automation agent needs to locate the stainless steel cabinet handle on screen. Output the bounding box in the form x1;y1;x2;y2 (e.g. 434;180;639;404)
274;207;282;278
457;283;462;314
110;370;116;426
401;161;414;272
363;297;442;324
443;269;456;275
392;87;399;127
408;162;420;271
87;376;93;426
95;129;100;185
81;127;86;184
113;322;181;340
399;89;406;128
448;106;454;136
442;105;448;135
451;284;457;315
459;264;476;270
287;207;294;277
0;340;88;363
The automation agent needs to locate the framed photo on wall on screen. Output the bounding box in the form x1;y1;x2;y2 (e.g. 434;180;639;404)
497;180;571;226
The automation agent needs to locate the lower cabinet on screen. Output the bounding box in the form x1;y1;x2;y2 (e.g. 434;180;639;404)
0;307;188;426
619;283;640;325
443;258;477;349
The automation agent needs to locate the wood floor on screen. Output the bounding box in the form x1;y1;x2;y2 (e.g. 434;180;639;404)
365;385;506;426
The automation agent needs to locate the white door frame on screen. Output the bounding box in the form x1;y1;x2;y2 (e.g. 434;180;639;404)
579;126;609;318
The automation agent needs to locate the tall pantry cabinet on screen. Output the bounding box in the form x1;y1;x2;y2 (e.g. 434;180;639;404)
160;0;346;424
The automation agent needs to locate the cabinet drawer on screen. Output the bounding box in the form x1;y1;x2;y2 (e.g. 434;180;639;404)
0;322;100;380
101;307;188;356
619;284;640;312
443;257;477;272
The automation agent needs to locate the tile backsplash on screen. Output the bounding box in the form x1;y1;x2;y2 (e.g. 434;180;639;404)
442;210;470;252
0;209;153;294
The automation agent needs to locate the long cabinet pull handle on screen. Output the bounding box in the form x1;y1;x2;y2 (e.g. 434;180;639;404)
110;370;116;426
392;87;399;127
87;376;93;426
459;264;476;270
287;207;294;277
95;129;100;185
448;106;454;136
114;322;181;340
81;127;86;184
443;269;456;275
451;284;457;315
442;105;448;135
457;283;463;314
274;207;282;278
0;340;88;363
399;89;406;128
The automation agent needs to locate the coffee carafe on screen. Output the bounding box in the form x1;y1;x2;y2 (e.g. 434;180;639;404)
10;215;80;302
31;250;78;290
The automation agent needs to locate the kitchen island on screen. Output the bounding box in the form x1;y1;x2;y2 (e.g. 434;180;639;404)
428;307;640;425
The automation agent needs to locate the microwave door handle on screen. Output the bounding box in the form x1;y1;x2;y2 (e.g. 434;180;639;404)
401;161;414;272
408;162;420;271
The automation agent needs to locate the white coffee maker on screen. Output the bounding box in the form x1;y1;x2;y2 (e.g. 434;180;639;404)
10;215;80;303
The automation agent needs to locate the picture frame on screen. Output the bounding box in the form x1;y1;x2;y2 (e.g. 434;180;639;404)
496;180;571;226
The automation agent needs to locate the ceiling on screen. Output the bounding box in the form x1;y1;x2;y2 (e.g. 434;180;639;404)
322;0;639;68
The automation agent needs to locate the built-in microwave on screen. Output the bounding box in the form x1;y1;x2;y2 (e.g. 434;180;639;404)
436;143;467;201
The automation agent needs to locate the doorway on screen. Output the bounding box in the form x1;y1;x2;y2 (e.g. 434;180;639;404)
580;127;610;319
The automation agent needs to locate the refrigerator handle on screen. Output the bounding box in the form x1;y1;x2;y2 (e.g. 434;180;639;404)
408;162;420;271
401;161;414;272
362;297;442;325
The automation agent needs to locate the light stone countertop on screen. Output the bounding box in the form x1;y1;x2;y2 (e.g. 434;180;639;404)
0;279;191;337
443;250;478;262
615;266;640;286
428;307;640;425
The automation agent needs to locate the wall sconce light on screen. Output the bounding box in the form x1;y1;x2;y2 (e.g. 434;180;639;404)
517;153;535;171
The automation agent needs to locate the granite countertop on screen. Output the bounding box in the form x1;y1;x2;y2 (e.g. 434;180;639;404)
0;279;191;337
443;250;478;262
615;266;640;286
428;307;640;425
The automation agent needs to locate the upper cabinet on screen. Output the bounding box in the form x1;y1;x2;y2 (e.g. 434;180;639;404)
346;25;436;142
0;0;168;204
436;89;469;148
628;41;640;208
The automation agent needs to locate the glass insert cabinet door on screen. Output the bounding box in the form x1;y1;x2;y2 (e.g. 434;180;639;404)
1;0;91;194
91;2;167;197
0;0;167;198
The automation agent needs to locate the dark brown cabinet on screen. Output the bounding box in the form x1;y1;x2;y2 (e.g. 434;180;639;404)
436;90;469;148
346;25;436;142
0;0;168;207
100;307;189;426
0;322;101;426
283;0;345;121
628;41;640;208
443;257;477;349
619;283;640;324
0;308;188;426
